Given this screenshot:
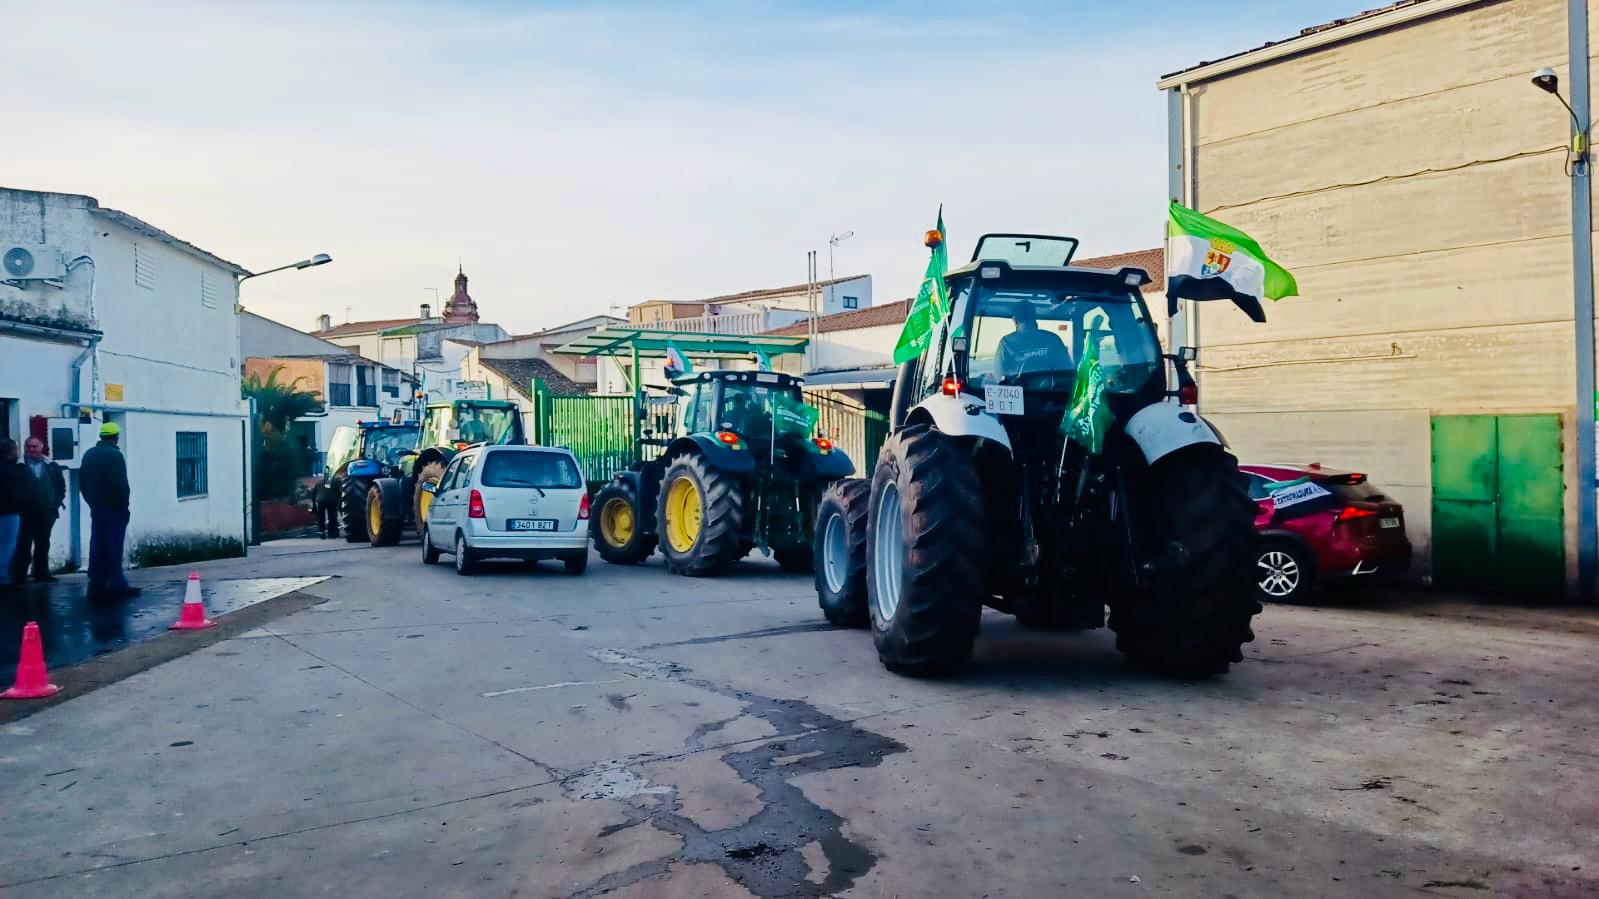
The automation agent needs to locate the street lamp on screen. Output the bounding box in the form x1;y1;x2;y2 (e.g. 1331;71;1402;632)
1531;68;1588;168
828;231;854;312
239;253;333;281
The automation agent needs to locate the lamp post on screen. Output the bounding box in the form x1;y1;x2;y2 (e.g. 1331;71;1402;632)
238;253;332;282
828;231;854;313
1531;59;1596;599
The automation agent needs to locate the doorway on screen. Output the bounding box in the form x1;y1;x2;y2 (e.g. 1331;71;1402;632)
1431;414;1565;596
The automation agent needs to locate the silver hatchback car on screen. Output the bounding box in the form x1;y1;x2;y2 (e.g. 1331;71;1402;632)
420;445;591;575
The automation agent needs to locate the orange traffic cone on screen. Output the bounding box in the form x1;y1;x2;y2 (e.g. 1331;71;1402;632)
170;573;215;630
3;622;61;699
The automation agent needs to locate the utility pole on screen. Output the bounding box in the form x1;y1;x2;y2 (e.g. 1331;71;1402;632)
1567;0;1597;599
828;231;854;314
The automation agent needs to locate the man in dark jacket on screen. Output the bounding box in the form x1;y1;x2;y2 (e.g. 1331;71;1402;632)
12;436;67;583
80;423;140;599
0;439;26;591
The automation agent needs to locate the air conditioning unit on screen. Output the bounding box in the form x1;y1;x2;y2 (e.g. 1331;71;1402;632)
2;245;66;282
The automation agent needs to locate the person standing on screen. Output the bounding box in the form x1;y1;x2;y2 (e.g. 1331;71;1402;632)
0;439;26;592
80;423;140;599
13;436;67;583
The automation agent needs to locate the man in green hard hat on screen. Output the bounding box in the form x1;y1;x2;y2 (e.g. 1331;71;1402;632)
80;422;140;599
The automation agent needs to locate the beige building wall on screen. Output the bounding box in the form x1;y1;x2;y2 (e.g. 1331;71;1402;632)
1173;0;1581;587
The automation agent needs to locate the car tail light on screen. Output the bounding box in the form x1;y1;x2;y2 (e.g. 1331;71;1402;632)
941;375;961;396
1178;383;1198;405
578;493;591;520
468;489;486;519
1336;504;1378;522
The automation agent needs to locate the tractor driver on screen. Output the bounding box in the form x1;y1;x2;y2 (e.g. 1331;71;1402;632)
995;301;1072;382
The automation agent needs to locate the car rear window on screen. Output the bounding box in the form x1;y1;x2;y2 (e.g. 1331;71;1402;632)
480;451;581;489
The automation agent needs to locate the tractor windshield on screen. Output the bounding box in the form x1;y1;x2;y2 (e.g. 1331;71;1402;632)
363;427;419;465
964;286;1161;395
427;404;521;446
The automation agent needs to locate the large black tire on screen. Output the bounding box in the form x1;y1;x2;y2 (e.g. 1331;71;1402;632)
657;453;745;577
866;427;984;674
367;483;404;547
341;476;371;543
413;461;447;539
814;478;869;627
1109;445;1261;677
590;481;657;565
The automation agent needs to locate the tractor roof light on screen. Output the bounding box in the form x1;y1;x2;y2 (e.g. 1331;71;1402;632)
980;266;1001;280
924;229;944;249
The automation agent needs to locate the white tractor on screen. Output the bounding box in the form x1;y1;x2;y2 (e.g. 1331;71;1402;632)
813;234;1260;676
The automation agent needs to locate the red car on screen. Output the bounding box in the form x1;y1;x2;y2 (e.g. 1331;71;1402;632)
1239;463;1412;602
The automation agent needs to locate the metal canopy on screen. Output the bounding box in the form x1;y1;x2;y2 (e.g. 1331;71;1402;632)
552;327;809;360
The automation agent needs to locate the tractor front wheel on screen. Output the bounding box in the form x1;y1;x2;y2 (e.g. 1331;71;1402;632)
657;453;745;577
367;483;404;547
866;427;984;674
341;477;371;543
591;481;657;565
814;478;869;626
413;461;447;539
1109;445;1261;677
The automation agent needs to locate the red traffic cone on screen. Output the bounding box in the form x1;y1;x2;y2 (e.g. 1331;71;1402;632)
3;622;61;700
170;573;215;631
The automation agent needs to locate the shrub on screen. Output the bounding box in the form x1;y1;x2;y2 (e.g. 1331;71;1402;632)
130;534;246;569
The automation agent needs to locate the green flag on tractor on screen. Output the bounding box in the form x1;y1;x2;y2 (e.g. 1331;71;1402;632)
893;207;950;364
1062;335;1114;455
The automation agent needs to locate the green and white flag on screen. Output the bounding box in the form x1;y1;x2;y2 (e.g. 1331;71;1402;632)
893;207;949;364
1166;201;1298;323
1062;335;1114;455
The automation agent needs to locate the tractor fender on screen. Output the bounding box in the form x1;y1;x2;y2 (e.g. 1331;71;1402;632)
370;476;405;521
802;446;856;481
904;393;1012;453
1124;402;1222;465
665;434;756;474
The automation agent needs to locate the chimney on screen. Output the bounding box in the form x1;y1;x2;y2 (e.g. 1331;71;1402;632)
317;313;332;332
421;303;432;320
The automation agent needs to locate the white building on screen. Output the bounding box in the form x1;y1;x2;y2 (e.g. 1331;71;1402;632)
0;187;249;569
240;310;419;470
477;314;625;393
312;267;510;402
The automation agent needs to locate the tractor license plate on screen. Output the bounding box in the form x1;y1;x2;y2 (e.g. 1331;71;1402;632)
507;519;557;532
984;385;1025;415
1380;517;1401;529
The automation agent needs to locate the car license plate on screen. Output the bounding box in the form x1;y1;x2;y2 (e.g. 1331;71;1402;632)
1380;517;1401;529
507;519;557;532
984;385;1024;415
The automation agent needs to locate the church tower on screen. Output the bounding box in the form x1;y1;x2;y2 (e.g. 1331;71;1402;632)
443;265;480;324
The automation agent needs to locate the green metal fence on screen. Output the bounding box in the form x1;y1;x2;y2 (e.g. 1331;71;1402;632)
805;391;888;476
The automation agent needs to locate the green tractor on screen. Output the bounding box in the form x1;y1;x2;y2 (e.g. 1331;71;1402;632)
590;370;855;576
813;233;1261;677
364;399;527;546
322;420;422;543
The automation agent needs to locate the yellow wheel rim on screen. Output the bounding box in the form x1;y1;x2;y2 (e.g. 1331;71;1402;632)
418;480;437;522
367;490;383;536
601;497;635;546
663;476;702;554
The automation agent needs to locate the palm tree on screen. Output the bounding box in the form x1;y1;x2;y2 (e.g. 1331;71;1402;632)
243;366;322;434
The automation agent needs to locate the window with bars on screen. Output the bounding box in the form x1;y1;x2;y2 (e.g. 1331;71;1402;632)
382;368;400;397
134;244;156;290
176;431;208;498
327;363;353;407
356;366;377;407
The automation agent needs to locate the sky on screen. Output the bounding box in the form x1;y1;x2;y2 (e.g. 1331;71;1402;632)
10;0;1369;335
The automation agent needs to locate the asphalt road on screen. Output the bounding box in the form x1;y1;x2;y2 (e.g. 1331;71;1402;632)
0;538;1595;898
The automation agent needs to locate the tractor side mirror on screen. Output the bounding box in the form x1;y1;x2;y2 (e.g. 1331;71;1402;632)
952;336;969;353
1177;346;1199;362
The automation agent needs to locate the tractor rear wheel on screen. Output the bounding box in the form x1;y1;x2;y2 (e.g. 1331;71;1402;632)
341;477;371;543
866;427;984;674
413;461;447;539
367;483;403;547
591;481;657;565
657;453;745;577
1109;445;1261;677
814;478;869;626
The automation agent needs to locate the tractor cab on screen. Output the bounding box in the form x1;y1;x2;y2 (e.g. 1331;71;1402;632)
422;400;526;450
670;370;812;443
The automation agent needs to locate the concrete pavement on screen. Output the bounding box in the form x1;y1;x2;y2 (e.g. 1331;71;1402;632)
0;538;1594;897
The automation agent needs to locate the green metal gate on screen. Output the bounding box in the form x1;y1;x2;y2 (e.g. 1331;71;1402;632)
1432;414;1565;595
805;391;888;477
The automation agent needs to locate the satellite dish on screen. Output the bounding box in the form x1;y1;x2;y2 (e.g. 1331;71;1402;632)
3;247;35;278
